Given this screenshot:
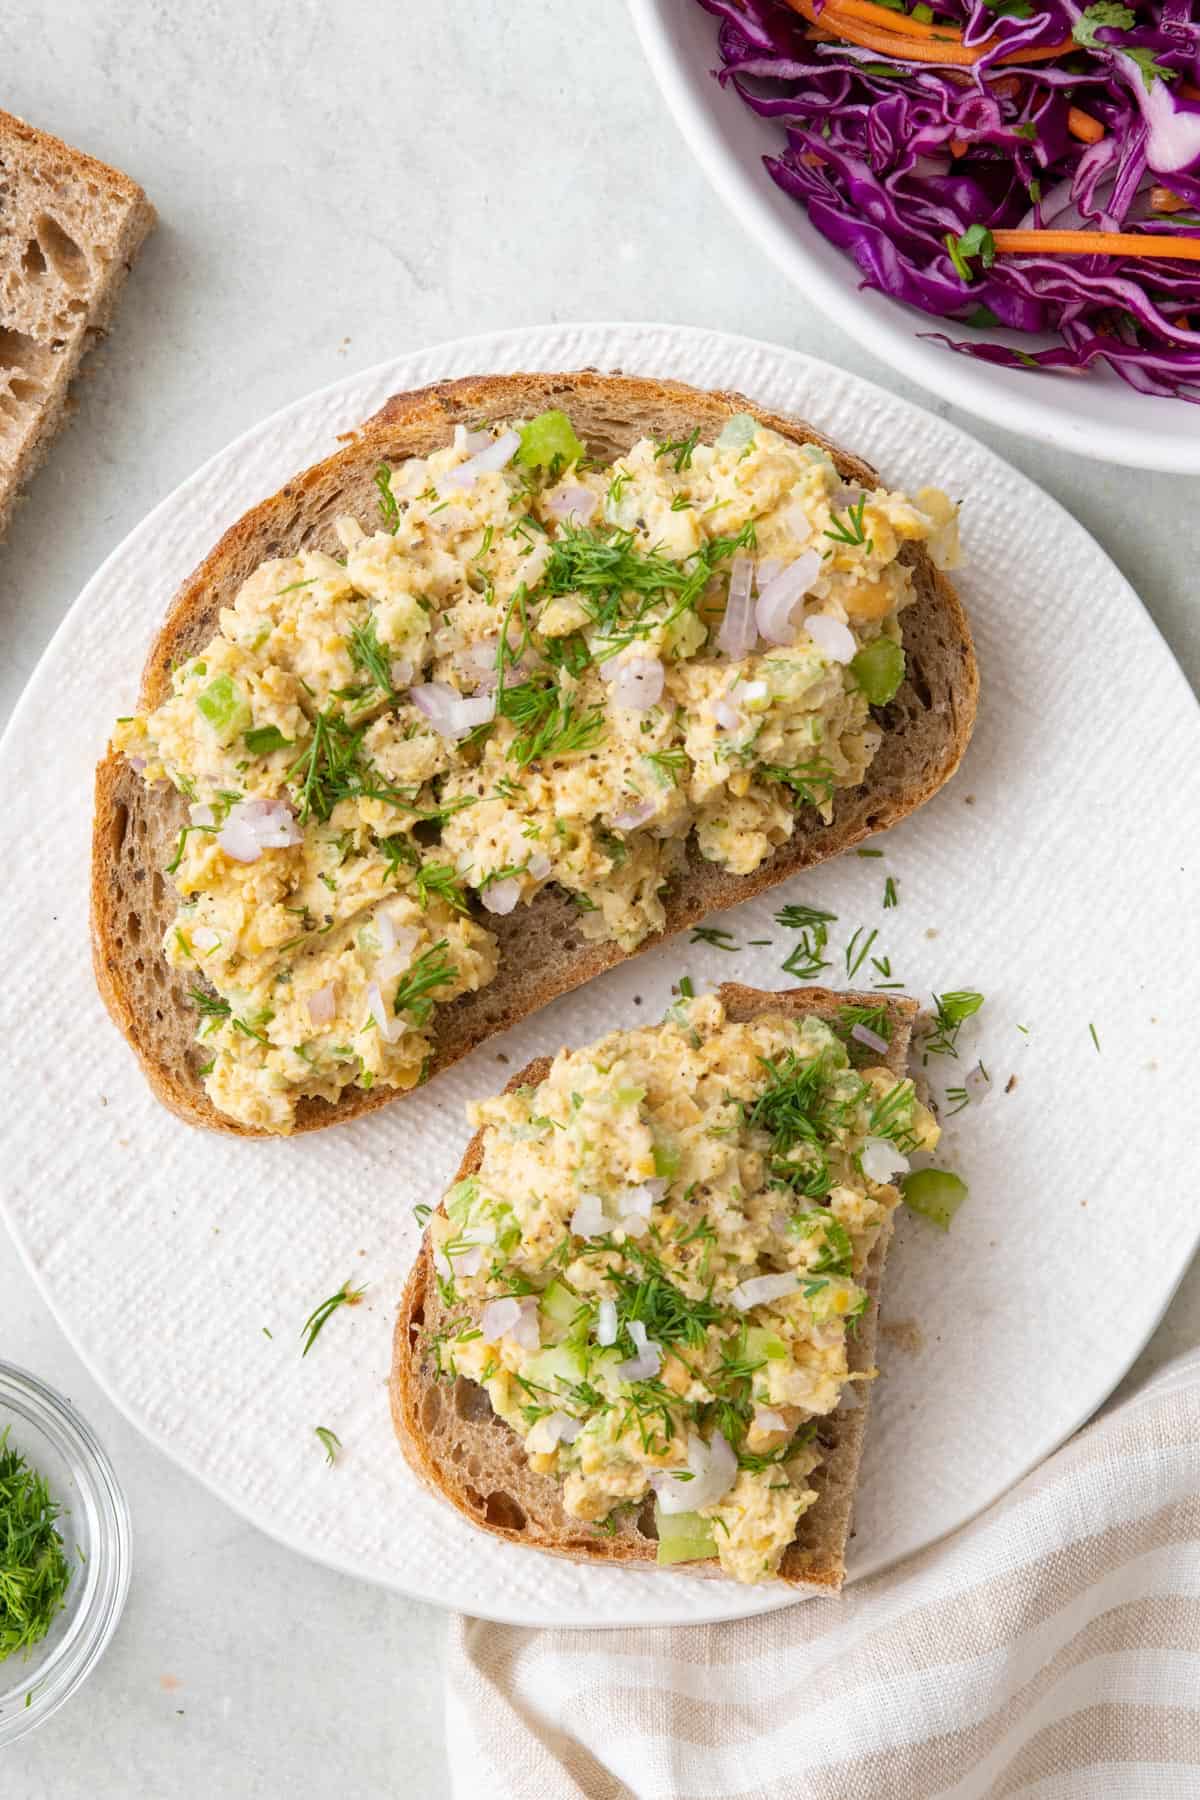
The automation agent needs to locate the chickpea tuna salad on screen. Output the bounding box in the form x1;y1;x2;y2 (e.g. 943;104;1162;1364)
421;994;939;1585
112;409;960;1134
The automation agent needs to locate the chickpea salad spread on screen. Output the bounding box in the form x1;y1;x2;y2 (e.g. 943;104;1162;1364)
112;409;960;1133
425;993;939;1584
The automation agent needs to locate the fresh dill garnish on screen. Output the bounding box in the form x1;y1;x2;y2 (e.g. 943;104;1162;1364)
855;847;883;858
883;876;898;909
0;1427;72;1662
868;1079;918;1149
496;676;606;767
412;862;470;914
690;926;739;952
923;991;985;1059
758;760;835;810
844;927;878;981
838;1003;892;1044
347;614;397;700
742;1051;845;1196
1089;1022;1101;1053
643;747;689;787
775;902;837;931
286;711;471;826
314;1426;342;1466
823;495;870;548
189;986;231;1020
392;941;458;1024
374;463;400;532
776;901;837;982
300;1280;367;1356
541;519;755;658
654;427;701;472
609;1245;724;1352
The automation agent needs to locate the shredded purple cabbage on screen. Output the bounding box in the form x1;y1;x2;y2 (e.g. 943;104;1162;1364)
693;0;1200;401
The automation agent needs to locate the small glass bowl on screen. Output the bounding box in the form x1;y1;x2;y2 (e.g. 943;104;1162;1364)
0;1361;131;1747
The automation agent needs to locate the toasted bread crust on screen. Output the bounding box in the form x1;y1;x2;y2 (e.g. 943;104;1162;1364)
389;983;917;1592
91;372;976;1134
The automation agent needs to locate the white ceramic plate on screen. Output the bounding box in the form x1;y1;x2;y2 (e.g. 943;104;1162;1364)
2;322;1197;1629
629;1;1200;475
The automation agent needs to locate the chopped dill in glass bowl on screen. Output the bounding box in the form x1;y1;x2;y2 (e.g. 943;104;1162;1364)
0;1363;131;1746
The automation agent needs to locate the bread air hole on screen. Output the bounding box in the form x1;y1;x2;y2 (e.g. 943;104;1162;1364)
35;213;88;288
21;237;46;278
483;1492;526;1532
0;325;41;373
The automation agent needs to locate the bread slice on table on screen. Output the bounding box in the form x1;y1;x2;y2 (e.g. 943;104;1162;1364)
390;982;918;1593
0;109;154;541
92;370;976;1136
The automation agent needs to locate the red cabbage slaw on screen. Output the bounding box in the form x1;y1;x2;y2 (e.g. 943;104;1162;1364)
694;0;1200;401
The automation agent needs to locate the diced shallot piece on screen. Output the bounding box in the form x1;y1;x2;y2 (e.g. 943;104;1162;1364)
409;683;496;738
850;1022;890;1056
366;981;404;1045
307;983;337;1026
716;554;756;659
730;1272;800;1312
611;798;656;833
545;484;596;524
481;878;521;917
755;551;821;645
601;654;665;712
650;1431;737;1514
861;1136;910;1184
805;613;856;664
439;428;520;494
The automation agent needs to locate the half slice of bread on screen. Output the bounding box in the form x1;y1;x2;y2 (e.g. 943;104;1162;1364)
0;109;154;540
390;982;918;1593
91;371;976;1135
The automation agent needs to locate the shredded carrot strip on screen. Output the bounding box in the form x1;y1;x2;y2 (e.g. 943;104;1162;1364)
1067;106;1105;144
1152;187;1190;214
815;0;954;40
787;0;1071;64
992;229;1200;260
1182;82;1200;100
949;137;968;157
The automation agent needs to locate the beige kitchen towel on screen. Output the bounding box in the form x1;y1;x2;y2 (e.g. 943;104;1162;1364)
445;1349;1200;1799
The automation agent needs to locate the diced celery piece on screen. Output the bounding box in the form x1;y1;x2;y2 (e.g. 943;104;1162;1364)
745;1325;788;1363
523;1343;587;1392
196;674;252;744
655;1507;717;1565
850;638;905;706
902;1168;968;1231
716;413;757;450
516;409;585;470
445;1177;479;1222
539;1280;581;1331
613;1084;646;1108
652;1141;681;1180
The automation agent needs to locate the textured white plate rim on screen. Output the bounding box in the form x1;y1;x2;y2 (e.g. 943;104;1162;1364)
1;319;1197;1629
628;0;1200;476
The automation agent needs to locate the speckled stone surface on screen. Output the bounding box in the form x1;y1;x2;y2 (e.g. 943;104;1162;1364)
1;3;1198;1795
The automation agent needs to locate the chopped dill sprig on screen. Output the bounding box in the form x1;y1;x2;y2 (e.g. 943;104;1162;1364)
0;1428;72;1662
314;1427;342;1466
690;926;739;952
300;1280;367;1357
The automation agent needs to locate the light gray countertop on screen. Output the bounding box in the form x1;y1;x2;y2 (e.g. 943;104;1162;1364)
2;3;1196;1794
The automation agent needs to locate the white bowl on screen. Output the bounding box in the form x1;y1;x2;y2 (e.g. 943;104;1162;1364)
629;0;1200;473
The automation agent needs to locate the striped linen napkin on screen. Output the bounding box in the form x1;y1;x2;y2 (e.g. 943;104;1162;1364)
445;1349;1200;1799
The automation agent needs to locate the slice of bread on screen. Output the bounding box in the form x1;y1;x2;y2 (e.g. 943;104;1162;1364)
91;371;977;1135
389;982;918;1593
0;109;154;541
